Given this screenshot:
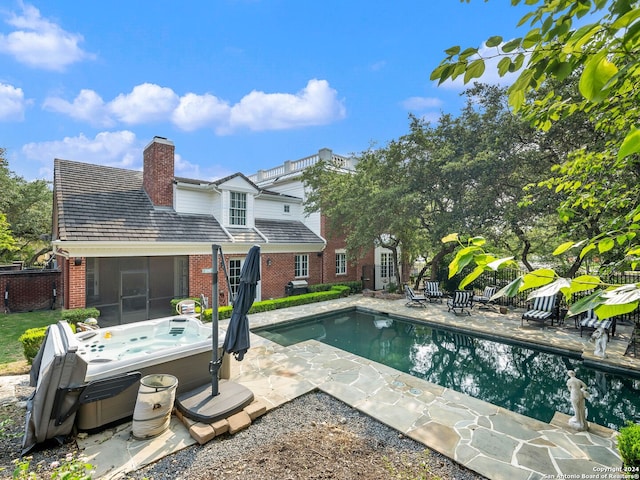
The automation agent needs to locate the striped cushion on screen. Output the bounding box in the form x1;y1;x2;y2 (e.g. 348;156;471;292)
523;309;553;320
580;317;612;331
425;282;443;296
532;295;556;311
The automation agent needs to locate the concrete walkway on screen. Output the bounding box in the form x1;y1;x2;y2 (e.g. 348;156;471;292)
4;295;638;479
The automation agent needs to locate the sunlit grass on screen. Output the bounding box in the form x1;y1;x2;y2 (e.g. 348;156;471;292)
0;310;60;365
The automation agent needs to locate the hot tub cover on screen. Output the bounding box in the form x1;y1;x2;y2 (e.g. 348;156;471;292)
23;322;88;454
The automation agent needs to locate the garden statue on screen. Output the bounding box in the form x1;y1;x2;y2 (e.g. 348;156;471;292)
566;370;590;431
590;324;608;358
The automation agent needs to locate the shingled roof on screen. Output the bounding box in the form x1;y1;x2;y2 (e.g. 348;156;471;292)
54;159;231;243
53;159;323;245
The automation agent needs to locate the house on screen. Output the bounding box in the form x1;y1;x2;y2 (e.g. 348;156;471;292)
52;136;382;326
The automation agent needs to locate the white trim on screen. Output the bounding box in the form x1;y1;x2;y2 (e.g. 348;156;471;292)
52;240;324;257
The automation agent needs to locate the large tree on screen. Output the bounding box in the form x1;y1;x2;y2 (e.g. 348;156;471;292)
0;149;52;265
434;0;640;318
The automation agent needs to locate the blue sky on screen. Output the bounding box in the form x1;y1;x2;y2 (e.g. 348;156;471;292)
0;0;530;182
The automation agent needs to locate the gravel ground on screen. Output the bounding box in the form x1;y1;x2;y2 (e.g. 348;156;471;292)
1;380;485;480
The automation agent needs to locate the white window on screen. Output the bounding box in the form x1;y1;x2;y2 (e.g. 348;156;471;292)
295;254;308;278
380;252;395;278
229;192;247;226
335;252;346;275
283;204;290;214
229;259;242;297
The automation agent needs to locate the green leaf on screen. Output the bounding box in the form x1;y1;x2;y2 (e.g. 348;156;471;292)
469;236;486;247
459;265;486;290
567;290;605;317
441;233;459;243
459;47;479;60
579;52;618;102
502;38;522;53
522;28;541;48
618;128;640;160
569;275;602;293
579;243;596;259
597;237;615;253
553;240;577;255
444;46;461;56
595;301;639;320
485;35;503;47
494;277;524;299
498;57;512;76
521;268;556;291
464;59;486;83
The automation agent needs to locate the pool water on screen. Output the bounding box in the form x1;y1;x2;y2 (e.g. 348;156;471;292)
254;309;640;430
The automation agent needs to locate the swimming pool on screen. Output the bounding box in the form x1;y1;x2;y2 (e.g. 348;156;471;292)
253;308;640;430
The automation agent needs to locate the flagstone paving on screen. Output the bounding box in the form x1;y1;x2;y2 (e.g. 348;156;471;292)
76;295;638;479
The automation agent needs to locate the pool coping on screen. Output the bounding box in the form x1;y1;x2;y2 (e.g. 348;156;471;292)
240;295;636;479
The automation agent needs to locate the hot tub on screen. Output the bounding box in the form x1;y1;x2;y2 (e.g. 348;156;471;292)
75;316;230;431
23;316;230;451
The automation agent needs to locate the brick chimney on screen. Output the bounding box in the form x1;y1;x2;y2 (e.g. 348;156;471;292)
143;136;175;207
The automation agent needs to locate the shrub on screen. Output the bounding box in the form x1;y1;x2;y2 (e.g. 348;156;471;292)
201;286;348;321
307;281;363;294
18;327;48;365
61;307;101;326
618;422;640;470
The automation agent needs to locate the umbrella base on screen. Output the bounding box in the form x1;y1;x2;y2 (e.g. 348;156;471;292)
176;380;254;424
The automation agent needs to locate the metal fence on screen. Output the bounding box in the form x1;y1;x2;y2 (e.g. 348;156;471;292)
461;268;640;325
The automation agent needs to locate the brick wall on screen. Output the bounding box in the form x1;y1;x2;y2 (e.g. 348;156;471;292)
67;257;86;309
320;214;374;285
143;137;175;207
0;269;61;312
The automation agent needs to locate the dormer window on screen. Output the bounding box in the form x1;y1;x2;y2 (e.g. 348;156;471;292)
230;192;247;226
284;204;290;214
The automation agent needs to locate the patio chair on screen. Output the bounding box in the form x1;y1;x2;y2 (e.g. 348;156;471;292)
521;294;558;328
447;290;473;315
424;281;444;303
579;309;615;338
473;286;498;310
404;285;428;308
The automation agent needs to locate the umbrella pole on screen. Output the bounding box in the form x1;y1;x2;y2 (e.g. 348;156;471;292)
175;244;254;424
211;244;220;397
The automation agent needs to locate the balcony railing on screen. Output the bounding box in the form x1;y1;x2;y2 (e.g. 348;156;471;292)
249;149;353;184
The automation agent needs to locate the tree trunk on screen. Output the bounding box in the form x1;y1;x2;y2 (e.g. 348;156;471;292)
430;244;455;280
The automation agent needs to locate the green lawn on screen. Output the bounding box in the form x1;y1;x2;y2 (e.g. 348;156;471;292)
0;310;61;364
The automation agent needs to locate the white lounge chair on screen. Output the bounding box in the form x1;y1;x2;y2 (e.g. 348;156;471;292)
447;290;473;315
424;281;444;303
521;295;558;328
473;286;498;310
405;285;428;307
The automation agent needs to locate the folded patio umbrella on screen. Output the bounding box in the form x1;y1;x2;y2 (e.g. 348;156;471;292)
222;244;260;361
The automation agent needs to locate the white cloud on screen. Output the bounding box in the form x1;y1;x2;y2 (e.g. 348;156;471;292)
109;83;180;124
0;82;27;120
435;42;523;90
228;79;346;133
0;2;94;71
43;89;112;127
47;79;346;134
401;96;443;111
21;131;141;169
172;93;230;131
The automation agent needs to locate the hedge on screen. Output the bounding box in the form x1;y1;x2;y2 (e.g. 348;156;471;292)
19;307;100;364
61;307;101;326
200;285;351;322
307;281;363;294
